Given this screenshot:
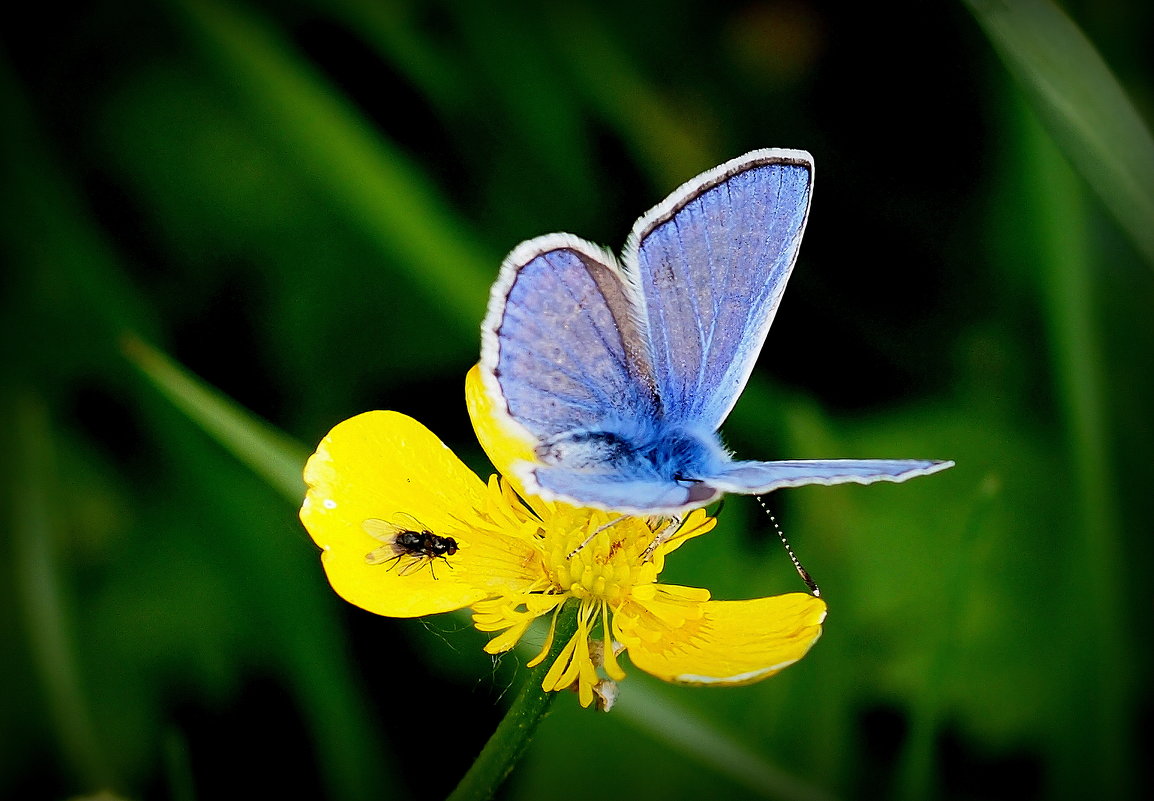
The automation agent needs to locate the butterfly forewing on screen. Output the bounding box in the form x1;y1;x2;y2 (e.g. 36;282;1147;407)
625;150;813;430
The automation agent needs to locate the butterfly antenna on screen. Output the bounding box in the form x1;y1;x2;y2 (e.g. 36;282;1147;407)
755;495;821;597
568;515;627;559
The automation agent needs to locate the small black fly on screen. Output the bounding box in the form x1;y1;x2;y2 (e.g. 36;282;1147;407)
362;514;458;579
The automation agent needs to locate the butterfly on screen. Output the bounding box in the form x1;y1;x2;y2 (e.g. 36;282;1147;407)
479;149;953;515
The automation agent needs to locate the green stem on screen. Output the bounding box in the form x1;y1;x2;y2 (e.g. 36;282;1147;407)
446;602;580;801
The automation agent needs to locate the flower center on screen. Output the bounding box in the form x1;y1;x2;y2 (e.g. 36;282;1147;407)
543;509;659;605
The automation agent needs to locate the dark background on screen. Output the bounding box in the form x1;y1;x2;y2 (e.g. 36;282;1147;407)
2;1;1151;800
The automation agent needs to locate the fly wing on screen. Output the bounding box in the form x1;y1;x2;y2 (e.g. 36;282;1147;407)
362;518;407;543
362;513;428;542
622;149;814;430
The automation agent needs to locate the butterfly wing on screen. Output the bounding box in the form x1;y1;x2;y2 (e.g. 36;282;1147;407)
622;149;813;431
480;232;658;448
709;458;955;494
531;464;722;514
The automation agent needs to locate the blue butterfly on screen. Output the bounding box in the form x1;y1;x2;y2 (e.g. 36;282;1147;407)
479;149;953;514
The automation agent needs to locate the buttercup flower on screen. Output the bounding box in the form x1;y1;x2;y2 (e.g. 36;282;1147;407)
298;367;827;708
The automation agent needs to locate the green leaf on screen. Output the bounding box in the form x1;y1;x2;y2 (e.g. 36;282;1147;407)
965;0;1154;270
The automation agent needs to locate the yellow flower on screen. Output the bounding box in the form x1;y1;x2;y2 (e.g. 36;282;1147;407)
299;367;827;708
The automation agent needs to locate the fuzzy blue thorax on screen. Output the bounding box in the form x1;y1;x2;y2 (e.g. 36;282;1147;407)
535;420;729;483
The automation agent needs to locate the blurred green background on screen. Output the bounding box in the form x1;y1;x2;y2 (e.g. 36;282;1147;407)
2;1;1151;799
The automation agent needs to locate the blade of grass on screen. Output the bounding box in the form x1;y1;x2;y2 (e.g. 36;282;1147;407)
122;335;309;503
1017;98;1132;798
964;0;1154;271
11;394;115;791
167;0;493;334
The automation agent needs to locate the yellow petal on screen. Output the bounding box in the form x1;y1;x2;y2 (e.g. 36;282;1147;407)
615;590;827;685
300;411;491;617
465;364;538;499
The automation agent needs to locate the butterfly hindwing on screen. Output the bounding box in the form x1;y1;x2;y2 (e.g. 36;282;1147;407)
708;458;956;495
532;466;721;514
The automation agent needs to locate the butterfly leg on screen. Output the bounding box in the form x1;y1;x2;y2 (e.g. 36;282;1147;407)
639;515;682;562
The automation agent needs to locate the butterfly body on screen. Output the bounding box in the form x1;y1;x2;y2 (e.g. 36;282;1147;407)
481;149;953;514
536;420;727;492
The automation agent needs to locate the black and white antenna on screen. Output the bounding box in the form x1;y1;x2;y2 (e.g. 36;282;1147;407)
755;495;820;597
